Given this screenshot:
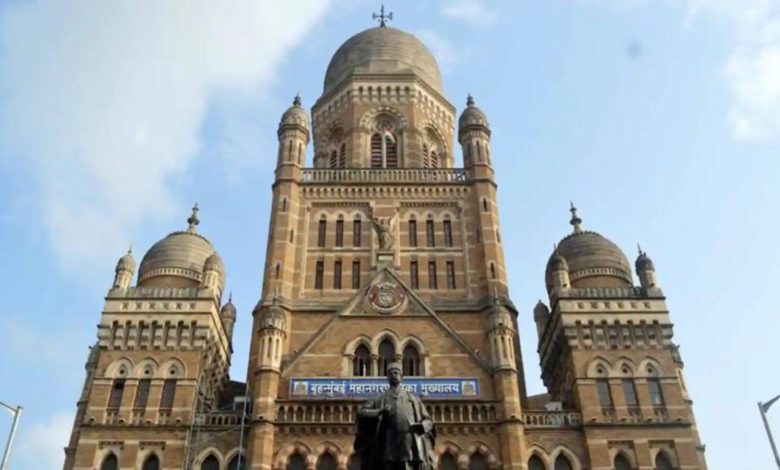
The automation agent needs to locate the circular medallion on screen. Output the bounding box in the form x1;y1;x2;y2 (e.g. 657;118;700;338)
366;281;406;314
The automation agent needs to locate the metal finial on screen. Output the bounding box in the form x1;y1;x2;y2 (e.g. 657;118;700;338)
228;291;233;303
569;201;582;233
467;93;475;107
637;243;645;256
187;203;200;232
293;93;301;106
372;4;393;27
127;245;133;255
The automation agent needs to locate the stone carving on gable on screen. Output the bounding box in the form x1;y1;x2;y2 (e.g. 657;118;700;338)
366;280;406;314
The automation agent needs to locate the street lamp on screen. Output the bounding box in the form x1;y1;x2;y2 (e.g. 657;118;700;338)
759;394;780;469
0;401;22;470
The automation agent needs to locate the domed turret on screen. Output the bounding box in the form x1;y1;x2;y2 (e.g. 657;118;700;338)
533;300;550;338
459;94;489;129
323;26;443;94
276;94;309;169
635;246;659;290
138;204;224;290
112;248;136;289
220;294;237;339
202;253;225;294
545;204;632;292
279;94;309;129
458;95;491;168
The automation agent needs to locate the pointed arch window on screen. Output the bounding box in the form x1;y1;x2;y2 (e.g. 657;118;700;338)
648;379;665;406
201;455;220;470
101;453;118;470
402;345;421;376
335;218;344;247
655;452;674;470
160;379;176;410
622;379;639;407
134;379;151;409
370;131;398;168
108;379;124;410
287;453;307;470
439;453;458;470
528;455;546;470
614;454;632;470
554;455;573;470
353;345;371;376
469;454;489;470
353;217;362;247
317;453;338;470
408;218;418;247
142;454;160;470
228;455;246;470
378;339;395;376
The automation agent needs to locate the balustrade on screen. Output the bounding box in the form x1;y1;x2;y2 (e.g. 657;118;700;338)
522;410;582;429
275;401;498;425
301;168;468;184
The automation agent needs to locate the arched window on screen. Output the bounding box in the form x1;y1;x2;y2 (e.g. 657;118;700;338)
201;455;220;470
469;453;489;470
287;453;307;470
439;452;458;470
353;344;371;376
348;454;361;470
370;132;398;168
655;452;674;470
142;454;160;470
101;453;118;470
614;454;632;470
318;217;327;247
228;455;246;470
529;455;546;470
378;339;395;376
554;455;573;470
402;345;421;376
339;143;347;168
316;452;338;470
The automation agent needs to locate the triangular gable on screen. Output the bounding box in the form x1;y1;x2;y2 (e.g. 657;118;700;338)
282;266;492;375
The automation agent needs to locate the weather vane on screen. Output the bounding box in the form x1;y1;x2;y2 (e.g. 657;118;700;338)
372;4;393;27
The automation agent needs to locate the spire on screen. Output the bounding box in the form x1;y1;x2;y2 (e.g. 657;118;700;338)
187;203;200;233
372;4;393;27
293;93;301;107
228;291;233;303
637;243;645;256
466;93;475;107
569;201;582;233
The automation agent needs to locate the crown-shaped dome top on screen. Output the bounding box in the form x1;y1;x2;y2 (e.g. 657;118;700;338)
323;26;442;94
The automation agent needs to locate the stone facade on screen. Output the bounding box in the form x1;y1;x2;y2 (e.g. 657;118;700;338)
64;24;707;470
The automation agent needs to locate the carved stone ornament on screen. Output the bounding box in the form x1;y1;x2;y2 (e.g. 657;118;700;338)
366;280;406;314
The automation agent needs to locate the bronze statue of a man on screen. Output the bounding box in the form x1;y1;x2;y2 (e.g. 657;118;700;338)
354;363;436;470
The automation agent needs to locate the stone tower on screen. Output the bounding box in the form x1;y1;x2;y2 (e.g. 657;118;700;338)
63;207;244;470
531;205;707;470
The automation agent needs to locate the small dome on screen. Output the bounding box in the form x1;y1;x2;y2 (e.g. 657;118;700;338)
221;298;236;319
635;250;655;273
545;205;632;291
116;249;136;273
138;205;222;288
279;95;309;129
324;27;443;94
486;309;514;332
204;253;224;273
260;307;286;331
533;300;550;320
459;94;489;129
549;251;569;272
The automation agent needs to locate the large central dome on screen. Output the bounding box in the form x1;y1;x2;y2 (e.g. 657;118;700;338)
323;27;443;94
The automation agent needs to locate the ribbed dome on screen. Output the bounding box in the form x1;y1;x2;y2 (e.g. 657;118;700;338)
323;27;443;94
459;95;489;129
545;231;632;291
635;251;655;272
279;95;309;129
116;249;136;273
137;205;222;288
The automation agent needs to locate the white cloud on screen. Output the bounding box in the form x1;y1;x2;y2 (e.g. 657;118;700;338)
0;1;330;272
16;411;74;469
441;0;498;26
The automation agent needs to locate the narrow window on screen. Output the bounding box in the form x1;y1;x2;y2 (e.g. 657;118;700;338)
134;379;151;409
289;229;294;243
335;219;344;247
385;133;398;168
446;261;456;289
378;339;395;376
315;261;324;290
426;219;435;247
202;455;220;470
430;150;439;169
554;456;573;470
353;219;362;247
410;261;419;289
329;150;338;168
482;198;488;212
281;198;287;213
622;379;639;407
528;456;545;470
353;345;371;376
490;263;497;279
370;133;383;168
275;263;280;279
108;379;125;409
496;229;501;243
339;143;346;168
443;220;453;247
402;345;421;376
428;261;438;290
648;379;665;406
596;379;613;408
352;260;360;289
334;260;342;289
142;454;160;470
408;219;417;247
288;140;293;162
101;454;119;470
317;218;326;247
422;143;429;168
159;379;176;410
614;454;632;470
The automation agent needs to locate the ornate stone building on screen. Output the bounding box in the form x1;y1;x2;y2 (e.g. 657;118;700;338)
64;23;707;470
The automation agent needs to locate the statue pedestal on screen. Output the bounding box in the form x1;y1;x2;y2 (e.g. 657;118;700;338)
376;250;395;270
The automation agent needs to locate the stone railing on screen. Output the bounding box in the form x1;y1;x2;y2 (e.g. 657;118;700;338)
522;410;582;429
275;401;498;425
195;411;247;427
301;168;468;184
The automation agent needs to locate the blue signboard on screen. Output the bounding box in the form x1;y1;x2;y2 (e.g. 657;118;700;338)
289;377;479;399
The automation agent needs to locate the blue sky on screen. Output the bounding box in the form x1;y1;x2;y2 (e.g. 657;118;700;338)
1;1;779;468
